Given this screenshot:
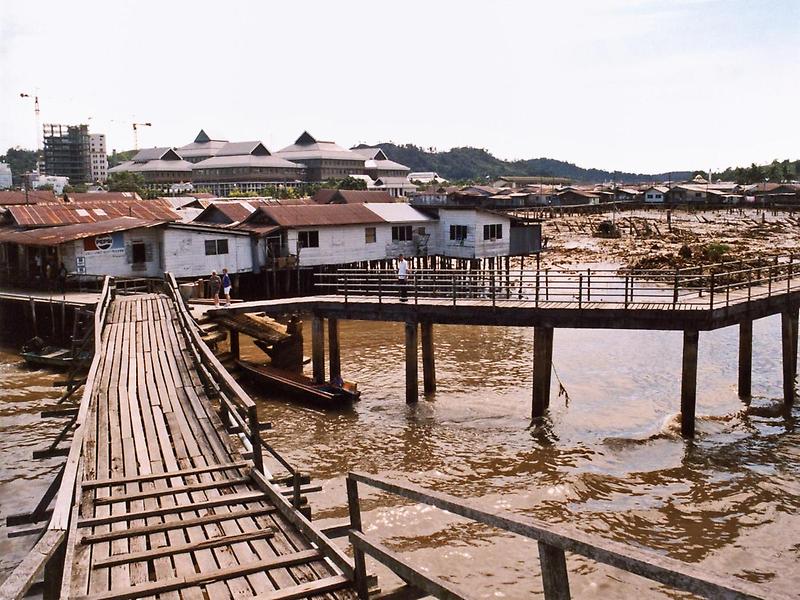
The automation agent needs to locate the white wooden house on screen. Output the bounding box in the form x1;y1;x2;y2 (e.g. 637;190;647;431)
434;208;512;258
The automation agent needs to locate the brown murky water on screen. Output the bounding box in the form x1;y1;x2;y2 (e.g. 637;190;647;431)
1;313;798;597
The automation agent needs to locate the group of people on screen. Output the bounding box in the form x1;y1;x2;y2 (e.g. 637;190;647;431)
209;268;232;307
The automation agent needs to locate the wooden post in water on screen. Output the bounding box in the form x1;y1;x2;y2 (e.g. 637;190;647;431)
312;315;325;384
681;330;699;438
405;321;419;403
328;318;341;382
538;541;571;600
532;327;554;418
421;321;436;394
229;328;240;361
781;310;796;405
738;319;752;399
792;307;799;380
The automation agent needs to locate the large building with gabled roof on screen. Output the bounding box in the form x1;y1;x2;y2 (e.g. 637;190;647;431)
191;141;305;196
107;147;193;187
176;129;229;163
274;131;367;181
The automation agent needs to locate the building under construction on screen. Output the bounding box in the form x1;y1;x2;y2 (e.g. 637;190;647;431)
43;124;91;184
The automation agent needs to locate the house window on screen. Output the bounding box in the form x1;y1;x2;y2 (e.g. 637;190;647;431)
204;239;230;255
132;242;146;263
483;224;503;240
392;225;413;241
646;193;654;199
365;227;376;244
695;192;702;198
298;230;319;248
450;225;468;241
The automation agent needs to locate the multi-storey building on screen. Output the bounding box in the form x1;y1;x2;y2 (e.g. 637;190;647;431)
274;131;366;181
43;124;91;184
0;163;12;189
89;133;108;182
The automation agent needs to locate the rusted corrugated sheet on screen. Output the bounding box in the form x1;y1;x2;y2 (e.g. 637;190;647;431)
0;217;163;246
8;199;179;227
0;190;59;205
252;203;387;227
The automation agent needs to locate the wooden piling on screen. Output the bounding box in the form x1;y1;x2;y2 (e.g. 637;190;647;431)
681;330;699;438
538;541;571;600
532;327;554;418
405;321;419;403
328;318;341;382
738;320;752;399
229;329;240;361
421;321;436;394
781;311;796;406
312;315;325;384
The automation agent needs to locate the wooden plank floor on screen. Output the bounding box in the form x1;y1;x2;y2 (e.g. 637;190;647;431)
66;294;355;600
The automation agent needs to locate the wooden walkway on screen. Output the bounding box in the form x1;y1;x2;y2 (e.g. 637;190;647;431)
60;293;355;599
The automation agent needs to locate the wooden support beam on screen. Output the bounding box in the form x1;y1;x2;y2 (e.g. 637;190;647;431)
81;460;248;488
73;549;323;600
91;528;276;569
421;321;436;394
312;315;325;384
781;311;796;406
532;327;554;418
94;475;252;505
681;330;699;438
229;328;240;361
538;542;571;600
738;320;752;399
405;321;419;403
328;317;341;381
0;529;64;600
252;576;351;600
81;506;277;544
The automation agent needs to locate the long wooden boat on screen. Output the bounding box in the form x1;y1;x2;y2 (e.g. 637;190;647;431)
21;346;90;369
236;359;360;406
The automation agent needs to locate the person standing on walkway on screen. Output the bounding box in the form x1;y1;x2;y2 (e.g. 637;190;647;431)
222;268;232;306
210;271;221;307
397;254;408;302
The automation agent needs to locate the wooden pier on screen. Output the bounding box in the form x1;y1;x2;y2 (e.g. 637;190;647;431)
1;277;356;599
213;256;800;438
2;264;796;600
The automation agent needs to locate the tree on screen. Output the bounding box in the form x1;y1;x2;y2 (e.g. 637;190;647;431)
332;176;367;190
64;183;88;193
746;163;765;184
0;147;39;184
106;171;146;194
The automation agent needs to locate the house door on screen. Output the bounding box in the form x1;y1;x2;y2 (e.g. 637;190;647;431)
132;242;147;270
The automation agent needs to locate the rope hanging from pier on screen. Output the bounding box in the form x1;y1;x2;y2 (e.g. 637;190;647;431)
552;363;570;406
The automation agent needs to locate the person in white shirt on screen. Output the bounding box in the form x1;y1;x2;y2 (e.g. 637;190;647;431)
397;254;409;302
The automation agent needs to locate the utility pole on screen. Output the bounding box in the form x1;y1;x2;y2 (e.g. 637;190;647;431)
132;122;152;150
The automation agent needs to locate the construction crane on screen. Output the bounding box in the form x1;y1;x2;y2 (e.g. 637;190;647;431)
19;92;41;151
132;122;152;150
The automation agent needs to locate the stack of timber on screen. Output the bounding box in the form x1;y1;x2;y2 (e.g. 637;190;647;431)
55;294;356;599
209;311;304;371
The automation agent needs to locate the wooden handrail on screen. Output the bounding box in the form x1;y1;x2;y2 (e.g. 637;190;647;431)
347;471;778;600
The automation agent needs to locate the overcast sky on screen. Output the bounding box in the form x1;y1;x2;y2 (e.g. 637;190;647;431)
1;0;797;173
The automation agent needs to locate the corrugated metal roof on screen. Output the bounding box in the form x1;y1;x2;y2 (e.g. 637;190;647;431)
215;141;268;157
248;204;387;227
363;203;432;223
7;199;179;227
0;190;59;205
66;192;142;203
0;217;163;246
311;189;396;204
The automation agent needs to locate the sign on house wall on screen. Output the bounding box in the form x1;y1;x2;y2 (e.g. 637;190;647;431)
83;232;125;255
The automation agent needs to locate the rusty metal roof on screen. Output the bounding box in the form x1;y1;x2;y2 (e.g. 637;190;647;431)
0;217;163;246
245;203;387;228
65;192;142;203
0;190;59;205
7;199;179;227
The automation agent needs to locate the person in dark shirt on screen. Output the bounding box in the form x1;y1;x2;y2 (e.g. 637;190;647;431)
222;268;232;306
210;271;221;307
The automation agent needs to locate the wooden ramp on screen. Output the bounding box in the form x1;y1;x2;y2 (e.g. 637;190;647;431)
63;293;355;599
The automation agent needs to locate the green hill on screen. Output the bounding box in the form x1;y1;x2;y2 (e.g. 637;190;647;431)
359;143;692;183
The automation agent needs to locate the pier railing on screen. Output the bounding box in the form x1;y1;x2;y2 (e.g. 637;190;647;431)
346;471;779;600
317;254;799;310
0;275;114;600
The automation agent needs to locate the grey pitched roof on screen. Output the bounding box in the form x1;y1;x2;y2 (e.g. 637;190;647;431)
276;131;365;162
193;154;304;170
351;147;388;160
216;141;270;157
132;147;180;162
